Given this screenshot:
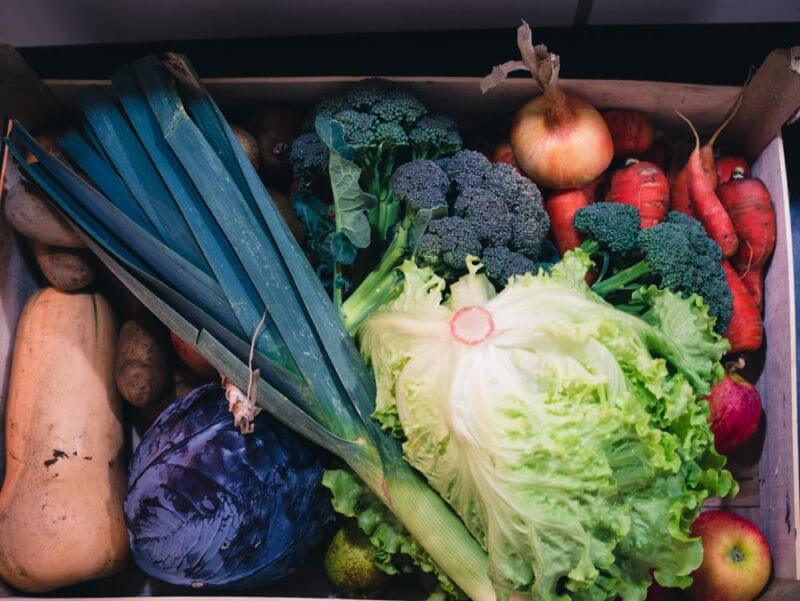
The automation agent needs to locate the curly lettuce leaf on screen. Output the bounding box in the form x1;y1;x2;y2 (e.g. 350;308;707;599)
322;468;465;600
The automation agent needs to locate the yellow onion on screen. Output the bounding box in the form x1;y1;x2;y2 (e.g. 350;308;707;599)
489;22;613;189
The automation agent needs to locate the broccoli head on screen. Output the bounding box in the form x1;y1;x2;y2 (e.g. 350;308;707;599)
390;160;450;212
481;246;536;286
574;203;642;256
438;150;493;191
372;89;427;126
453;187;513;248
410;115;463;160
290;132;329;181
416;217;481;273
591;212;733;333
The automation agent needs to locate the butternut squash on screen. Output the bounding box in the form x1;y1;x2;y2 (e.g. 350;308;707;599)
0;288;129;592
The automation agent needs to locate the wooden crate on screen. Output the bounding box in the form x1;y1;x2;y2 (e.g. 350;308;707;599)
1;47;799;599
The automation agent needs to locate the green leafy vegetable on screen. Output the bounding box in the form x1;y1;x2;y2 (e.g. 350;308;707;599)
359;252;736;601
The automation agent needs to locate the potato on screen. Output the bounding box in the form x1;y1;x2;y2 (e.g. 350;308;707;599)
31;241;96;291
247;105;302;182
4;184;84;248
132;366;205;435
268;187;305;243
231;124;260;169
115;319;171;407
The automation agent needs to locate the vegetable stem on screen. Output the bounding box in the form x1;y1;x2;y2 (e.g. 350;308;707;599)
591;260;651;297
340;225;408;335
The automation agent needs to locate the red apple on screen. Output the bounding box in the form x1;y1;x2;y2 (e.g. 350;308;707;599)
706;373;762;454
170;331;218;381
687;510;771;601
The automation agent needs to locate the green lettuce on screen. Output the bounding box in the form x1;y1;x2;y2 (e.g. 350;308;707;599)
359;251;736;601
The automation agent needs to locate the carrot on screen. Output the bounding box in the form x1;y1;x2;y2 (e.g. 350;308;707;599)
670;89;744;217
601;109;654;157
716;156;750;186
606;159;669;228
739;270;764;312
492;140;522;173
722;260;763;353
677;113;739;257
718;168;776;311
546;188;591;255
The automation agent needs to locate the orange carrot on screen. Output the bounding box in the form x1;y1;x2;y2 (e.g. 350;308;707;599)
739;270;764;312
722;260;763;352
670;89;744;218
718;168;776;311
678;113;739;257
606;159;669;228
546;188;591;255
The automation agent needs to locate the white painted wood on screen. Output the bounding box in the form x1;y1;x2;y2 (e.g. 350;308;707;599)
751;135;800;580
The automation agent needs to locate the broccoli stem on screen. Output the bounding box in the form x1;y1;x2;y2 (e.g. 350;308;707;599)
340;225;409;335
591;260;652;297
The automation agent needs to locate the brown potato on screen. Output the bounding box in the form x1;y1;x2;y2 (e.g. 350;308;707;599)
231;124;260;169
247;105;302;182
4;184;84;248
31;241;96;291
267;187;305;243
115;319;171;407
132;366;206;435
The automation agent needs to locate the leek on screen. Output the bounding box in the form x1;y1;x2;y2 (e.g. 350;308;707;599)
6;54;498;601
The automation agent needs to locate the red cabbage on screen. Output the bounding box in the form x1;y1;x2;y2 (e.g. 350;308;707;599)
125;383;334;589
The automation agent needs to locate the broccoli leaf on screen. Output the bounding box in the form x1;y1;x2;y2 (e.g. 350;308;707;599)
315;116;357;160
323;230;359;265
328;149;376;249
322;469;466;600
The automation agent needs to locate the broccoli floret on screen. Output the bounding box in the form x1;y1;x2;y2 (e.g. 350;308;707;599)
410;115;463;160
372;121;409;148
664;211;723;261
290;132;329;181
453;187;513;248
334;110;378;147
438;150;492;190
574;203;642;256
592;217;733;333
416;217;481;273
390;160;449;211
344;78;392;110
481;246;535;286
372;89;427;126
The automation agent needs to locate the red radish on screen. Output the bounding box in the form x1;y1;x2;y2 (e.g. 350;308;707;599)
492;140;521;173
546;187;591;254
639;140;670;171
500;22;613;189
706;369;762;454
601;109;654;157
606;159;669;228
716;156;750;186
718;168;776;311
722;260;763;353
678;113;739;257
